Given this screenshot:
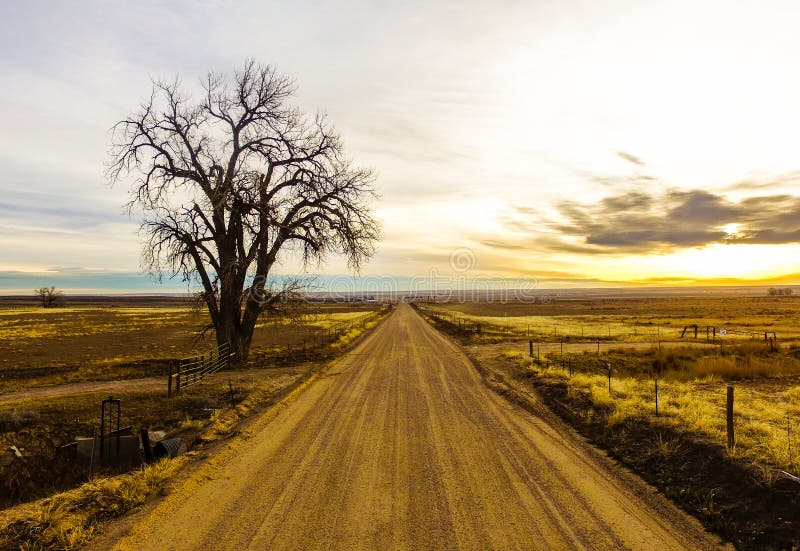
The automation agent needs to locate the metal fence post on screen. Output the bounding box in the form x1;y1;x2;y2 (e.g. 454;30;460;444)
141;428;153;463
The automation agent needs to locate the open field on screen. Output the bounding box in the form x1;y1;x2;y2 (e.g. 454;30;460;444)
0;296;379;392
4;291;799;548
0;297;386;513
427;294;800;342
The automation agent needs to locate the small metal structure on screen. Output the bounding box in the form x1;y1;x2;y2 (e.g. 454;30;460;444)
153;437;184;460
100;395;121;460
140;428;153;463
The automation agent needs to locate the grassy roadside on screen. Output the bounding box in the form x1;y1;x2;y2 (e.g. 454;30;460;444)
415;304;800;550
0;306;392;551
519;363;800;550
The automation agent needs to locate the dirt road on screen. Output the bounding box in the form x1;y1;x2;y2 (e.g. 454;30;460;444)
0;377;167;405
113;303;726;550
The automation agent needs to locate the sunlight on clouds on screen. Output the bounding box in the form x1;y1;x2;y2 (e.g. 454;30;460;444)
721;223;742;238
602;244;800;282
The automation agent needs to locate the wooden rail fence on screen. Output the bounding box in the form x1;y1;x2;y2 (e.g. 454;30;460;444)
168;342;235;397
166;308;388;397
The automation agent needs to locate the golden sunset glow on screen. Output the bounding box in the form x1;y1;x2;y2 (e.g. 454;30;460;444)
2;1;800;291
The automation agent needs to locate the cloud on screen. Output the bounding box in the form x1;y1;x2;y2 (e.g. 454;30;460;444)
616;150;645;166
724;172;800;193
488;185;800;258
550;189;800;253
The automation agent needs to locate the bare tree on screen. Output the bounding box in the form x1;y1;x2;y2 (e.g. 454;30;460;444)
34;286;63;308
109;61;379;362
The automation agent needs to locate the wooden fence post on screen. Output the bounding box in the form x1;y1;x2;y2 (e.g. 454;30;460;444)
607;363;612;396
727;385;735;451
529;340;533;358
654;374;659;417
167;361;173;398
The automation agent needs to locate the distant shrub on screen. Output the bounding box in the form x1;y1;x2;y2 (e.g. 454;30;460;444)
767;287;794;296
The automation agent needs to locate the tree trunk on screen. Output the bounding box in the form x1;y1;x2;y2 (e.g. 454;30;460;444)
216;276;247;364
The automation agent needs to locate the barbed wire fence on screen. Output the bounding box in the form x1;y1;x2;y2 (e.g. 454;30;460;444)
415;302;800;477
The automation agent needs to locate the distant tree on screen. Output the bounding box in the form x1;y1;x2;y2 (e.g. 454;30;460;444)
108;60;379;362
34;286;63;308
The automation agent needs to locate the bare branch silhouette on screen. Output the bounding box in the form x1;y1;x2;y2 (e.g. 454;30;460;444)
109;60;379;361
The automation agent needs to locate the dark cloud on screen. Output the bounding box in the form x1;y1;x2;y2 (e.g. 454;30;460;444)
616;151;645;166
486;188;800;257
550;189;800;253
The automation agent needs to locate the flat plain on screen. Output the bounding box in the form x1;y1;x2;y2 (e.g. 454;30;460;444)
2;291;799;549
0;296;381;510
111;303;727;551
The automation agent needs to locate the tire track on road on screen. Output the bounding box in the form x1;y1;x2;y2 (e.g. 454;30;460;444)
113;303;729;550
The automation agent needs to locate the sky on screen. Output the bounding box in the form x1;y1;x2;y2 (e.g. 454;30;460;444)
2;0;800;293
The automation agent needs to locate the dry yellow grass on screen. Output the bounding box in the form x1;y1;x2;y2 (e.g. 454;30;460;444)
0;302;382;392
531;361;800;475
672;353;800;380
427;295;800;341
0;459;183;551
329;311;386;349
